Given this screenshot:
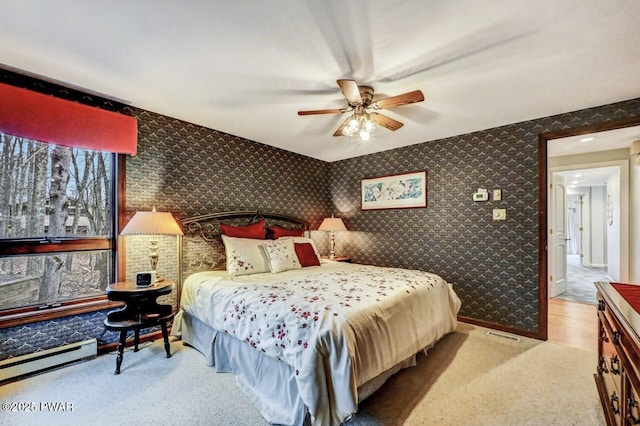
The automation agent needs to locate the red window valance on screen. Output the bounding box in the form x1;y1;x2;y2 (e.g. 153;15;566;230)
0;82;137;155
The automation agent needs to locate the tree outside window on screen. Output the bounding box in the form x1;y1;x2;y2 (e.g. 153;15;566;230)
0;133;114;313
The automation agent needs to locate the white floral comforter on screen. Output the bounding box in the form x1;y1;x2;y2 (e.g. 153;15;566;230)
179;261;461;425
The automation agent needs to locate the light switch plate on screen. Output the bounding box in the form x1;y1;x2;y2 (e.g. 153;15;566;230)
493;189;502;201
493;209;507;220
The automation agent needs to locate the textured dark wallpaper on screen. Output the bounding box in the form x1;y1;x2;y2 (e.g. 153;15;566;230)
329;99;640;333
1;66;639;360
126;109;331;225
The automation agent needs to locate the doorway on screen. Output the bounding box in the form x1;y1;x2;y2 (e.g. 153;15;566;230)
549;165;621;305
538;121;640;341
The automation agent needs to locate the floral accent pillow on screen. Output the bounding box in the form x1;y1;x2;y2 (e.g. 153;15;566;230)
221;235;270;276
262;238;302;273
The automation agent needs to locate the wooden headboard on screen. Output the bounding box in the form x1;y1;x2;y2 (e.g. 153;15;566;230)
176;211;310;303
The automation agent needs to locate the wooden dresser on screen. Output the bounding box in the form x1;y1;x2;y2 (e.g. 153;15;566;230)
595;281;640;425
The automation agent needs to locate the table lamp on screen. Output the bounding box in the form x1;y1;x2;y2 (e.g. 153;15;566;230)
318;216;347;260
120;207;183;282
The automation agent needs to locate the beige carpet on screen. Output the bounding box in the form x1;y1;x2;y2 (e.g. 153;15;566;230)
0;323;604;426
346;323;604;425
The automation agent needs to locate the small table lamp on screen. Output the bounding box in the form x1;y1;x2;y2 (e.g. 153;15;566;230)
120;207;183;282
318;216;347;260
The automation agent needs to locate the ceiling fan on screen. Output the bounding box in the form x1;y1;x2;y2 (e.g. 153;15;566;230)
298;79;424;140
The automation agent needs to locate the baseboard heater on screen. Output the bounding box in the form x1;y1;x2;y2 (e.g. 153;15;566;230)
0;338;97;382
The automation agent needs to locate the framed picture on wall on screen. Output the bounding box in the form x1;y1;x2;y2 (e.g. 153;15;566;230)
361;171;427;210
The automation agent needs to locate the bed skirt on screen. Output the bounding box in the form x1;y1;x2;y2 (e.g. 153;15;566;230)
173;310;425;425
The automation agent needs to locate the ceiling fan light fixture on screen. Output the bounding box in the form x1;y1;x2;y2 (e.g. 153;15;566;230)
343;114;359;136
364;115;375;132
300;79;423;140
343;110;375;141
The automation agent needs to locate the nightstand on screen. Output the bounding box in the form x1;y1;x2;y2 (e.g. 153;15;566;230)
322;255;352;263
104;280;175;374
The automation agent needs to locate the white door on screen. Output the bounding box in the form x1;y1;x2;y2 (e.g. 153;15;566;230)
577;195;584;264
549;173;568;297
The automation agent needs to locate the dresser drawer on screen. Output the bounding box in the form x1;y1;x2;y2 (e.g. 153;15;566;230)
595;283;640;425
599;319;624;419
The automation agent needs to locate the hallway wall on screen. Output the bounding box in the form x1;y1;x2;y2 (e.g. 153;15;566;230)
591;186;607;269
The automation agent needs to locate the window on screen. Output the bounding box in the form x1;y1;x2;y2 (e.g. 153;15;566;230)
0;133;117;324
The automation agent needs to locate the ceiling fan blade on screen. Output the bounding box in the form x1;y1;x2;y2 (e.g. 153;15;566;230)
298;108;344;116
372;90;424;110
333;116;351;137
337;79;362;105
370;112;404;131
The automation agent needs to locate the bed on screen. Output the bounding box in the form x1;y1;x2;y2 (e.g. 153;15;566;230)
172;211;461;425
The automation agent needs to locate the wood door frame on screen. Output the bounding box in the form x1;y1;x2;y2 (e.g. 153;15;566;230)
538;116;640;340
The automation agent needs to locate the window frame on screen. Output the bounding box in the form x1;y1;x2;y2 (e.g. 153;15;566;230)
0;152;126;328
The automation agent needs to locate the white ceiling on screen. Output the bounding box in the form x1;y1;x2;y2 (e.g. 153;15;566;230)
557;166;619;188
548;126;640;157
1;1;639;162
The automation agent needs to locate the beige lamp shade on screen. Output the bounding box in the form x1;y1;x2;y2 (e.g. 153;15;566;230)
121;210;183;236
120;208;182;283
318;217;347;232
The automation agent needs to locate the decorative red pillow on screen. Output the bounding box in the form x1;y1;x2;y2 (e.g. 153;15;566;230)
269;226;304;239
220;219;265;239
294;243;321;267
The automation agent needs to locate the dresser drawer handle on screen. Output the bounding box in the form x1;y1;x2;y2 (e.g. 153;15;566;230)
627;395;640;424
611;392;620;415
610;355;621;375
613;331;621;344
599;356;609;374
598;300;606;311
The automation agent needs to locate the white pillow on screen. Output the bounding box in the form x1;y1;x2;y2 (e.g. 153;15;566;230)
262;238;302;273
283;236;322;264
221;235;270;276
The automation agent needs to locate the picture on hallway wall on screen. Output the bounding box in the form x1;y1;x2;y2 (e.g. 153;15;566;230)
361;171;427;210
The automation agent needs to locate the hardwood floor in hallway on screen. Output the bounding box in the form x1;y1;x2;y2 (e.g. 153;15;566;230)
548;297;598;352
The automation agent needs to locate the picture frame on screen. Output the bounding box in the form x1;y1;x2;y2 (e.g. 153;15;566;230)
361;171;427;210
